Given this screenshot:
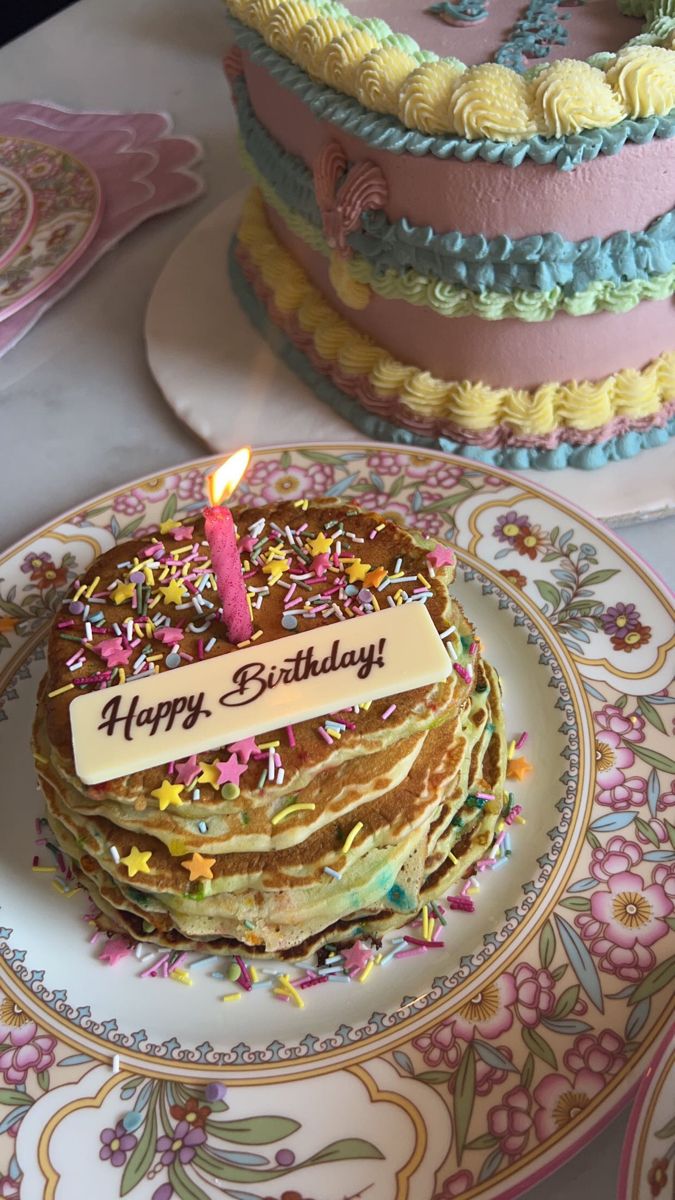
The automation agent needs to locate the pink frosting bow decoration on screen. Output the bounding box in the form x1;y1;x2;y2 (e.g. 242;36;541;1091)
313;141;388;257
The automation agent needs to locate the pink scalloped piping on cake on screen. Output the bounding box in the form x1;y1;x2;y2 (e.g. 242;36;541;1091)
244;55;675;242
234;237;674;450
264;201;675;390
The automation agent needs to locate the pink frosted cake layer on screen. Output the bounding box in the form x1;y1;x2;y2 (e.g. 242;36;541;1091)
266;203;675;389
244;56;674;241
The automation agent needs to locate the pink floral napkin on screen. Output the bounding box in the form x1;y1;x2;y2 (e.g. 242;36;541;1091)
0;101;204;358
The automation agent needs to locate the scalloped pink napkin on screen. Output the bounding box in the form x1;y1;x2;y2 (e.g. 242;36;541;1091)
0;101;204;358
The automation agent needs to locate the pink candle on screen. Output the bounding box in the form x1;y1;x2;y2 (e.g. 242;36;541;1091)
203;505;252;644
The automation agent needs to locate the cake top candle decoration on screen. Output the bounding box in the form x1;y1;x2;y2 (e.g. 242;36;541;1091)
203;448;253;646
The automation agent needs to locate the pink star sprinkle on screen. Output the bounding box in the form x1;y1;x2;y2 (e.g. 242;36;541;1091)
98;936;134;966
172;524;194;541
214;754;249;786
427;544;455;570
174;755;201;786
95;638;132;668
341;940;374;976
312;553;330;578
154;626;184;646
226;736;260;764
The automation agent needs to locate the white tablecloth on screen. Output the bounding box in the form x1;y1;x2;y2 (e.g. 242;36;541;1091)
0;2;672;1196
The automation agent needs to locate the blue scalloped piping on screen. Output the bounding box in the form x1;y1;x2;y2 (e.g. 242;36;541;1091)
228;240;675;470
427;0;490;25
230;19;675;170
494;0;570;73
233;76;675;295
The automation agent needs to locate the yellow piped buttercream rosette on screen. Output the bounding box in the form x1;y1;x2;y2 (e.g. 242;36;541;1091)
370;356;416;397
266;0;318;55
613;362;664;417
336;334;383;376
556;379;615;430
450;64;537;141
398;59;466;134
297;291;335;332
291;16;352;71
313;313;350;360
354;46;420;115
399;371;453;416
500;386;558;436
243;0;283;31
320;28;381;90
442;380;503;429
605;45;675;116
532;60;625;135
274;265;309;313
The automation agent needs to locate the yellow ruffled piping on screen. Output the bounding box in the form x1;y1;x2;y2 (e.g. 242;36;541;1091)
237;189;674;435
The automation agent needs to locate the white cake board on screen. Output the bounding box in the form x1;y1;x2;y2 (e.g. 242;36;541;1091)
145;196;675;527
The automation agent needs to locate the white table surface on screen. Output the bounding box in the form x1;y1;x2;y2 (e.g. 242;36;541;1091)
0;2;672;1197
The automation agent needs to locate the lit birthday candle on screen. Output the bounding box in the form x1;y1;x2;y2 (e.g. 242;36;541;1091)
203;448;253;645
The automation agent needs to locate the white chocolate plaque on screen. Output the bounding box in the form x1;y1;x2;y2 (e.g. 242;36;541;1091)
69;604;452;784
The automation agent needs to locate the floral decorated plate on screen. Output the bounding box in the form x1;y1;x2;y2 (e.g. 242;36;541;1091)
0;444;673;1200
618;1024;675;1200
0;164;35;272
0;136;102;322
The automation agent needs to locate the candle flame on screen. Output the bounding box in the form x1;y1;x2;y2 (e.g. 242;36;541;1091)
208;448;251;505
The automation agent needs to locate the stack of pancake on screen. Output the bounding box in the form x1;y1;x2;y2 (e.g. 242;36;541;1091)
33;498;507;960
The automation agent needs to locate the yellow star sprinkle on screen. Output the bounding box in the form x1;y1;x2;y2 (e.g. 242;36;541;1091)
168;839;189;857
112;582;136;605
181;852;216;882
159;518;181;533
306;531;333;557
151;779;184;811
262;558;290;582
120;846;153;877
197;761;221;788
159;578;187;605
347;559;372;584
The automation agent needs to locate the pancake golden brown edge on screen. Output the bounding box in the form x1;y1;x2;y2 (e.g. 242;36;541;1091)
32;497;509;961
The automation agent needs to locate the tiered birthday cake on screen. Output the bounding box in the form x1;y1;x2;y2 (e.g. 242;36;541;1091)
223;0;675;469
33;499;507;961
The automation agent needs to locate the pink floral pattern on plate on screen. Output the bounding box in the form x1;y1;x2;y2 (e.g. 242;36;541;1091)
0;137;102;319
0;165;34;271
